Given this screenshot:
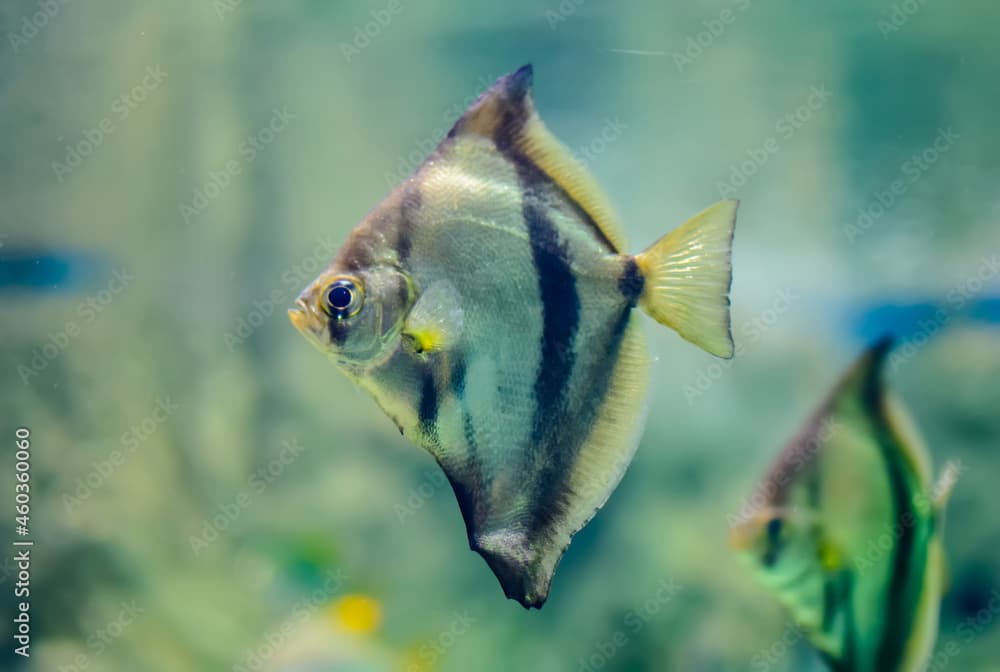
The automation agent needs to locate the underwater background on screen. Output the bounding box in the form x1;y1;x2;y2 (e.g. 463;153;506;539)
2;0;998;670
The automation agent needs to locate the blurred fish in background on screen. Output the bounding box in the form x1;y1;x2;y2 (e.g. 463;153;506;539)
0;245;106;294
731;340;958;671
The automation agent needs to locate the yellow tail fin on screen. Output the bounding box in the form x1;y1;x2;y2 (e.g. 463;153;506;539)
634;200;737;358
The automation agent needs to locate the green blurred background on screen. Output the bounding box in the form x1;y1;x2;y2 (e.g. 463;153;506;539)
2;1;998;670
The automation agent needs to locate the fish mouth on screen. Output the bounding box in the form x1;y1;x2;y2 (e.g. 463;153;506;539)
288;297;311;333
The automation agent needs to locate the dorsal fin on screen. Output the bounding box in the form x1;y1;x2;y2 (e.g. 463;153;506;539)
828;337;934;489
446;65;628;252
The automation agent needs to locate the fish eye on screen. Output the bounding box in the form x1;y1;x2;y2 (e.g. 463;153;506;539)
322;278;363;318
766;517;783;540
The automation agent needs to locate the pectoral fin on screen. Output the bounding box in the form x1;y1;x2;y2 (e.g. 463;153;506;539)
403;280;465;355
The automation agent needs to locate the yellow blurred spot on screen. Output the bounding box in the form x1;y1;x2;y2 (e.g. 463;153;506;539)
400;649;431;672
819;539;842;571
330;594;382;635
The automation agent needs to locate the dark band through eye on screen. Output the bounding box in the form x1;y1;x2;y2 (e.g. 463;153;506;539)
328;285;353;310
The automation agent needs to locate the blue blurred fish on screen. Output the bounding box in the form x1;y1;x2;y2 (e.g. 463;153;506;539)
0;246;106;294
850;297;1000;345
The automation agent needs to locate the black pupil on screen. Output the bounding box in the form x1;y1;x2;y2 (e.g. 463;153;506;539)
328;285;353;310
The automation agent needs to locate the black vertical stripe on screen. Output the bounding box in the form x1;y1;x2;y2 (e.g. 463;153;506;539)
492;91;638;548
492;97;619;254
529;309;634;537
418;366;439;442
328;316;349;346
448;356;480;461
498;107;583;448
446;354;491;536
821;575;839;633
857;347;925;671
450;355;467;396
500;107;635;539
521;188;584;536
450;357;480;460
524;200;581;443
840;572;858;670
618;257;644;306
874;431;920;669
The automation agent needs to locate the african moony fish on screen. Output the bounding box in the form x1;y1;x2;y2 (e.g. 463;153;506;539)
289;65;737;608
731;340;959;671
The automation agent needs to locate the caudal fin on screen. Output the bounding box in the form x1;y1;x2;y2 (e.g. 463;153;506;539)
634;200;737;358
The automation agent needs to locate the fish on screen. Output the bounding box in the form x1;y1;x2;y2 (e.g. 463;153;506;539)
0;246;106;294
289;64;737;608
730;339;959;671
849;296;1000;345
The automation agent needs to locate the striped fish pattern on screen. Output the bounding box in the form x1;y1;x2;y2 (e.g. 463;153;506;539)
730;340;959;670
289;65;737;608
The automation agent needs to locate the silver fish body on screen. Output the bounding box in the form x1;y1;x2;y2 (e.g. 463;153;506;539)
290;65;737;607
